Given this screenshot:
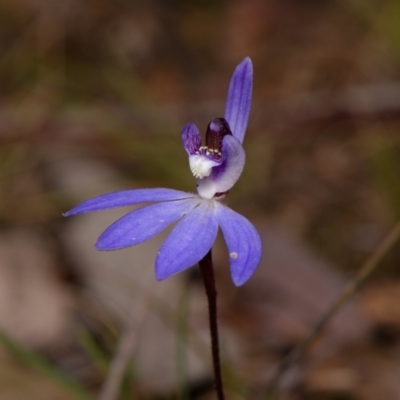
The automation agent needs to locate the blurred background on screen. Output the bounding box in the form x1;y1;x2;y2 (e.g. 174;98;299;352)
1;0;400;399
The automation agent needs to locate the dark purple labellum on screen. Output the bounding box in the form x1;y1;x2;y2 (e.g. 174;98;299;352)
205;117;232;154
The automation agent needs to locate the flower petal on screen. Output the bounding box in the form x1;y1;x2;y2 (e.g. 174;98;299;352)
196;135;245;199
215;203;262;286
156;200;218;280
224;57;253;143
182;122;201;155
96;198;200;250
64;188;194;216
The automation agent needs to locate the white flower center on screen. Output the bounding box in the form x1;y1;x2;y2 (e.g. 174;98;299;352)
189;154;217;179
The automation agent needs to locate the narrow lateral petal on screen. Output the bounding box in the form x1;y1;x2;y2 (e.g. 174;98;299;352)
64;188;194;216
182;122;201;155
156;201;218;280
215;203;262;286
224;57;253;143
196;135;245;199
96;198;200;250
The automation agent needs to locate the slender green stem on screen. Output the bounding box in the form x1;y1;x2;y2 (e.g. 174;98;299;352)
267;219;400;395
199;249;225;400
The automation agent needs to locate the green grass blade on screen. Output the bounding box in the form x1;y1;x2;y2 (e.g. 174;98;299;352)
0;329;94;400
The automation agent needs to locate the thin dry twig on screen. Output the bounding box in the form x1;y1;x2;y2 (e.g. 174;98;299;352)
267;219;400;394
98;296;149;400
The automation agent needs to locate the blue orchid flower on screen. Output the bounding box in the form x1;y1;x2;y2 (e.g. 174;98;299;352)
64;58;262;286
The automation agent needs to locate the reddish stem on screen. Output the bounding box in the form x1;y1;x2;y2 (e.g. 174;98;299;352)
199;249;225;400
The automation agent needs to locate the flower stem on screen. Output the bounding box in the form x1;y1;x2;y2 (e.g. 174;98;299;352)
199;249;225;400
